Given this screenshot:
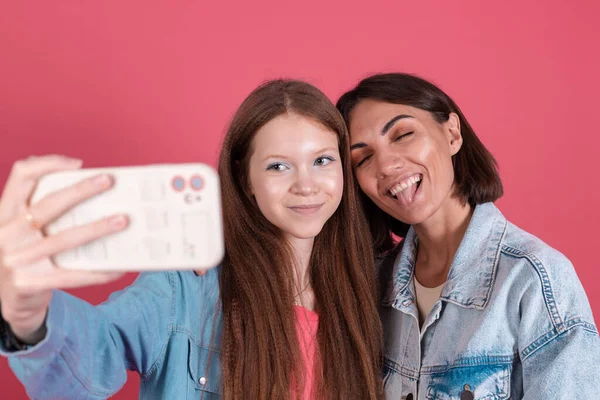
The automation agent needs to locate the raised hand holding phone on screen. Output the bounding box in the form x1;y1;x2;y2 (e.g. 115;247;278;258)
0;155;129;343
0;155;223;345
32;163;224;271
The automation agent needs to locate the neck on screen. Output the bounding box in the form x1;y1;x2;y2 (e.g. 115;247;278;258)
285;235;316;309
413;195;473;287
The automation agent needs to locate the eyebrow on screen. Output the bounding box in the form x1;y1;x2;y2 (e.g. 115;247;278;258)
262;155;289;162
350;114;414;151
261;146;338;162
382;114;414;135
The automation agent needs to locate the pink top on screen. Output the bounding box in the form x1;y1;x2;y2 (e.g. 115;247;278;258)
294;305;319;399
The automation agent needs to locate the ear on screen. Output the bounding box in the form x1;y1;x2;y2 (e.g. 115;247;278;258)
445;112;463;156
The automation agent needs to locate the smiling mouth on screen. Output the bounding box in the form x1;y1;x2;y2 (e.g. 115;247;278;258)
288;204;324;214
388;174;422;198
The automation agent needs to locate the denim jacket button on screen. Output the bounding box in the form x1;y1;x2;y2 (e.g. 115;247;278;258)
198;376;207;385
460;384;474;400
401;299;412;307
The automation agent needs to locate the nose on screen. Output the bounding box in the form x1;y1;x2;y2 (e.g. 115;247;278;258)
290;169;318;196
376;148;404;180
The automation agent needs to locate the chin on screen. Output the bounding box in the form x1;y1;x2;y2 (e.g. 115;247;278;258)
386;203;435;226
284;225;326;241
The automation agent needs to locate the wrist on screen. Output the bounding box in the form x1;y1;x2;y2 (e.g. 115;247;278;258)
1;313;30;351
11;323;47;345
1;306;48;347
8;312;48;345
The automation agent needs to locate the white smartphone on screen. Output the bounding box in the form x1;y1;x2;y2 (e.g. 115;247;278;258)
30;163;224;272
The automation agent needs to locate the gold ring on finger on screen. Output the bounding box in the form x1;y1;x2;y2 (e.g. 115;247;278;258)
24;210;43;230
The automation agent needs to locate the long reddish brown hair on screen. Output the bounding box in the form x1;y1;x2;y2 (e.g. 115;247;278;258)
218;79;383;399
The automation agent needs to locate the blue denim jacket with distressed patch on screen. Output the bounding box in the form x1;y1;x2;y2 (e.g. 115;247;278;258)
1;267;224;399
378;202;600;399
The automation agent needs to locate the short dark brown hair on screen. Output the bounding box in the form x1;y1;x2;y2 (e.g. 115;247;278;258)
337;73;503;253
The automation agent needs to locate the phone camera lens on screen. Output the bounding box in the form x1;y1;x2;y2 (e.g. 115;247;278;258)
190;175;204;191
172;176;185;191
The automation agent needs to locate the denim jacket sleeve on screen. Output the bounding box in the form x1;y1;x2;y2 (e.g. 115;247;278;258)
517;249;600;399
1;271;174;399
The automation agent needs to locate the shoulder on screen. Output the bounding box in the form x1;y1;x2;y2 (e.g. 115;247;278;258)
168;267;222;344
113;267;221;328
498;220;596;336
500;221;580;293
129;267;220;300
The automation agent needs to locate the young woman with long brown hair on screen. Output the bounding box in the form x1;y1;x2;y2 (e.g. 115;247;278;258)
0;80;383;399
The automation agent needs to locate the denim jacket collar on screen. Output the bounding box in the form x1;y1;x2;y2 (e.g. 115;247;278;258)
382;202;508;310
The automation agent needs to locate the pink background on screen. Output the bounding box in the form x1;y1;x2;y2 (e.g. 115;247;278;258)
1;1;598;398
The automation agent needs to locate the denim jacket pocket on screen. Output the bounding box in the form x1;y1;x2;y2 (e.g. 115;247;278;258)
188;336;222;398
383;356;410;397
425;361;511;400
382;358;395;388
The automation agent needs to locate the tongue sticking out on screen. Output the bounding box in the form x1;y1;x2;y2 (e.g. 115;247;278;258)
397;181;419;205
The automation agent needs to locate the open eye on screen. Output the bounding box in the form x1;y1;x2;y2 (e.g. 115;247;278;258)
315;156;335;166
266;163;289;172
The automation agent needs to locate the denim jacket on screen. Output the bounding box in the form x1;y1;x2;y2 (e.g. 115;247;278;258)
1;267;224;399
378;202;600;399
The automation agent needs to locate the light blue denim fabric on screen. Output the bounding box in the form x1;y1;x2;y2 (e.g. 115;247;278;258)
378;202;600;399
1;267;223;399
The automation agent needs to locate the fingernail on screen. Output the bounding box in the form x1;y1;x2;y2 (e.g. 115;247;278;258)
93;174;112;188
108;215;128;228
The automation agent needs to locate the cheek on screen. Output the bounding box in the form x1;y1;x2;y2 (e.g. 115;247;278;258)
428;145;454;183
355;169;378;197
411;135;435;163
249;174;282;216
326;166;344;199
253;190;282;228
254;181;282;206
413;136;445;172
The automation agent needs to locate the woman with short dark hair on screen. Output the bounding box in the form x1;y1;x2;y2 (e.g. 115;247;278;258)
338;73;600;399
